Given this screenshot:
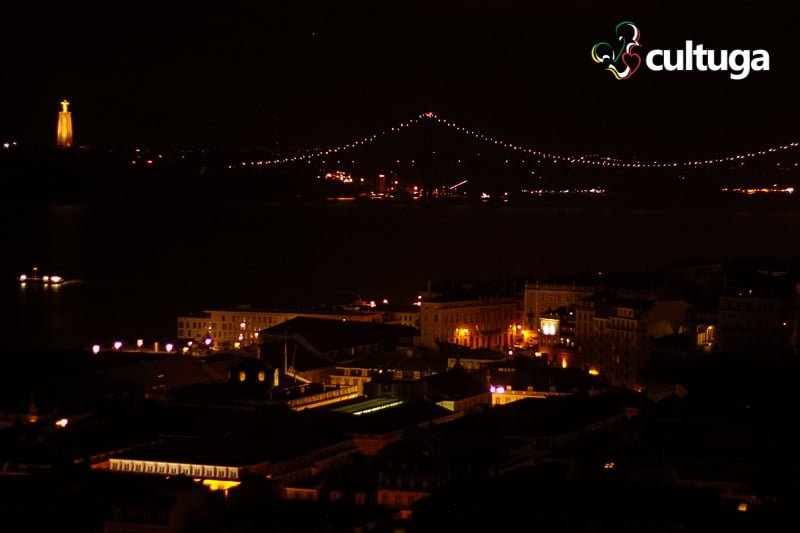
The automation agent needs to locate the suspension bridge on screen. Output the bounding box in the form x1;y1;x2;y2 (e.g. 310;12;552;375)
231;111;800;171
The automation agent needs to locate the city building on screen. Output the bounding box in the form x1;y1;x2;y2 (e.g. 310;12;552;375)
575;296;689;389
525;272;667;343
575;296;650;388
486;361;593;406
328;351;442;394
536;306;576;364
381;305;420;329
425;367;490;413
420;296;517;350
342;299;421;330
176;307;383;346
108;429;356;486
101;476;211;533
717;267;795;353
163;356;361;411
446;348;508;371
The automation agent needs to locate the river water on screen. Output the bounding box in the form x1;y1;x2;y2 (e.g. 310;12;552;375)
3;199;799;349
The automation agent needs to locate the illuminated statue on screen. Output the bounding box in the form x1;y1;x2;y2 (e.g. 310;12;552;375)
57;99;73;148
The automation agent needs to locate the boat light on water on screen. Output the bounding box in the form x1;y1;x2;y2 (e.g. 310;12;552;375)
18;267;66;285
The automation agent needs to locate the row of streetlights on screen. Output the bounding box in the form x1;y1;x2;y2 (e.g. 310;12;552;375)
90;337;214;355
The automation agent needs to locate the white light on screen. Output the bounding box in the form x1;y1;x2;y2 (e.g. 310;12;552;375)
165;343;174;352
55;418;69;428
92;344;101;355
136;339;144;348
113;341;122;350
204;337;212;346
19;274;27;281
232;111;800;172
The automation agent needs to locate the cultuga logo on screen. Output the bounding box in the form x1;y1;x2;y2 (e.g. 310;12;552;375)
591;21;770;80
591;21;642;80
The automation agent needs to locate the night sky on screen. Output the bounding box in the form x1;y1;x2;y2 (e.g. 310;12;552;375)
2;0;797;158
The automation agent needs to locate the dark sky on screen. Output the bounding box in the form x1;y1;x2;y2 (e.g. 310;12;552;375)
2;0;797;157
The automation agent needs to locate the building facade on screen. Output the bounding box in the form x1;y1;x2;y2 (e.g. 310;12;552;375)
525;273;666;344
420;297;517;350
177;308;383;346
575;297;652;389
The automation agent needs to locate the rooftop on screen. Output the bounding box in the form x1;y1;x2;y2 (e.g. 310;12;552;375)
426;367;488;401
260;317;416;355
322;400;455;436
201;305;383;317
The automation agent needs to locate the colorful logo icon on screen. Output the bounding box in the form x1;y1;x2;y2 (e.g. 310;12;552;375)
591;21;641;80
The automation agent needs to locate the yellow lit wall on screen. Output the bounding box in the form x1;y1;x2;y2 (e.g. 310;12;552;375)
420;299;518;349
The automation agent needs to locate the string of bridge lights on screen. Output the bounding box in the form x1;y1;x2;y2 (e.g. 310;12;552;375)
234;111;800;170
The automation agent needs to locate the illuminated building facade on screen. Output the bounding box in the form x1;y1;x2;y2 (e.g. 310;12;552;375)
109;458;243;480
420;297;517;350
525;273;666;337
537;307;576;364
525;281;594;336
56;99;73;148
177;307;383;345
488;384;571;406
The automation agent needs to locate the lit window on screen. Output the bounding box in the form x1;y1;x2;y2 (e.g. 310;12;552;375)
258;371;265;382
238;371;246;382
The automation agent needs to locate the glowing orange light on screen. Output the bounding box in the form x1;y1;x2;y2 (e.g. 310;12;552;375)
202;479;241;494
57;100;73;148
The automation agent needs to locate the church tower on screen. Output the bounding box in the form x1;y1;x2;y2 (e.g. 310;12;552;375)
57;99;73;148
